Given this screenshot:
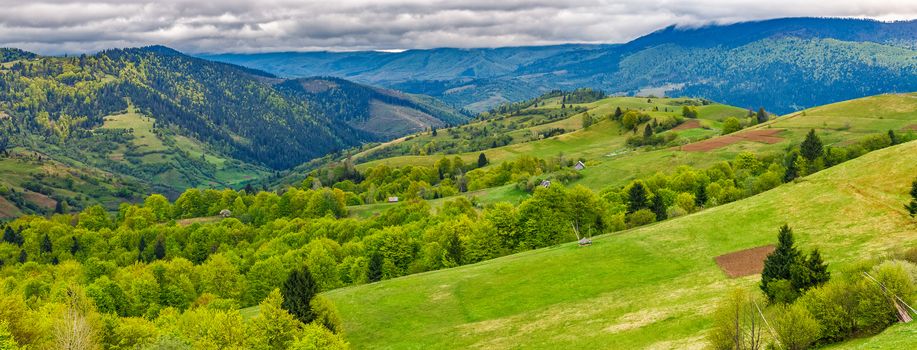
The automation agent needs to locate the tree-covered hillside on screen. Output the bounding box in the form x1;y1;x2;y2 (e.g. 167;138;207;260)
209;17;917;113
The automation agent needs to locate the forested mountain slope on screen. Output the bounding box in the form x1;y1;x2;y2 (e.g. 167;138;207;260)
209;17;917;113
0;46;468;215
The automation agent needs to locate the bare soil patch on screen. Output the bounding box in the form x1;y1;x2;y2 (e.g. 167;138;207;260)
23;191;56;209
714;245;775;278
672;119;701;131
176;216;222;226
681;129;784;152
902;124;917;131
0;196;21;218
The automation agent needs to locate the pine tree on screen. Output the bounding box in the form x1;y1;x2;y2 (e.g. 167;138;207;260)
627;181;649;214
281;266;318;324
761;225;802;301
888;130;898;145
784;151;800;182
40;234;52;254
55;200;64;214
805;249;830;287
756;107;768;124
70;237;80;255
154;238;166;260
368;252;383;282
695;185;707;208
651;192;667;221
2;226;13;244
613;107;623;120
18;249;27;263
431;127;437;137
907;177;917;217
800;129;823;161
138;236;147;252
643;124;653;138
477;153;488;168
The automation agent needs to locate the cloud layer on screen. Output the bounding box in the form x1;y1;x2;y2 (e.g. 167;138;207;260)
3;0;917;54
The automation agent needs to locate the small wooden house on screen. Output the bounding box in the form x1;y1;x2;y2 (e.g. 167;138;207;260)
219;209;232;218
387;196;399;203
540;180;551;188
574;161;586;171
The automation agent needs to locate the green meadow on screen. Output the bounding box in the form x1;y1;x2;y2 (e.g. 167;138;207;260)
325;141;917;349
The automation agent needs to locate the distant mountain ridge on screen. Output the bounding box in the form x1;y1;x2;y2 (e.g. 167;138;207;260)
206;17;917;113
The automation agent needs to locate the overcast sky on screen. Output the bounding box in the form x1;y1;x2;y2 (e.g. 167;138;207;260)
3;0;917;55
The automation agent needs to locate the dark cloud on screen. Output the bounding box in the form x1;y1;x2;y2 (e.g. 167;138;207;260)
1;0;916;54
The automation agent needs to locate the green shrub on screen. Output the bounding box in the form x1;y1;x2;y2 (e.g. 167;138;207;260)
310;295;344;334
768;303;820;350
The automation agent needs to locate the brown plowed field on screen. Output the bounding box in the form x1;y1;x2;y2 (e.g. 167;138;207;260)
714;245;775;278
672;119;701;131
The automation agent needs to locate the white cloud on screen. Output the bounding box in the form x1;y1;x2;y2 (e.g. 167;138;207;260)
1;0;916;54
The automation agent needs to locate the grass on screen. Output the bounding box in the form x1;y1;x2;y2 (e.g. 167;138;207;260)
324;141;917;349
824;322;917;349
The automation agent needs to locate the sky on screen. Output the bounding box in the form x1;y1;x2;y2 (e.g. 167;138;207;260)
2;0;917;55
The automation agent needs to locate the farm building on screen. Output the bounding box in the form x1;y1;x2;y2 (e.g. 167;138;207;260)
219;209;232;218
540;180;551;188
574;161;586;170
388;196;399;203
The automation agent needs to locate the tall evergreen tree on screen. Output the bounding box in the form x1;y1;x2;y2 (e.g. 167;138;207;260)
643;124;654;138
800;129;823;161
651;192;668;221
40;234;52;254
154;238;166;260
888;130;898;145
756;107;768;124
761;225;801;301
368;252;383;282
907;177;917;217
2;226;13;244
18;249;26;263
784;151;800;182
70;237;80;255
695;185;707;208
613;107;623;120
281;266;319;324
626;181;650;214
138;236;147;253
804;249;830;287
477;153;489;168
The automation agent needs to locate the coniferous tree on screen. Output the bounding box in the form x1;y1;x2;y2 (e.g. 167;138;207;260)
643;124;654;138
368;252;383;282
907;177;917;217
888;130;898;145
627;181;650;214
54;200;64;214
477;153;488;168
804;249;830;287
695;185;707;208
800;129;823;161
784;151;800;182
431;127;437;137
757;107;768;124
281;266;319;324
138;236;147;253
651;192;667;221
613;107;623;120
761;224;801;301
18;249;27;263
154;238;166;260
2;226;13;244
40;234;52;254
70;237;80;255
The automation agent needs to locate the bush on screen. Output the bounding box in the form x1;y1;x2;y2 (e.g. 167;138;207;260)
626;209;656;228
797;280;857;342
310;295;344;334
768;303;820;350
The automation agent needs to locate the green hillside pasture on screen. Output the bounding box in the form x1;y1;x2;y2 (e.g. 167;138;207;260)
825;322;917;350
575;93;917;191
357;97;746;170
325;141;917;349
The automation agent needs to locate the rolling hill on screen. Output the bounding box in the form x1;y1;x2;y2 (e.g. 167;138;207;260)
324;139;917;349
208;17;917;113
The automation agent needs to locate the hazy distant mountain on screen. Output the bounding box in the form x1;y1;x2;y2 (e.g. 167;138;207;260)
206;17;917;113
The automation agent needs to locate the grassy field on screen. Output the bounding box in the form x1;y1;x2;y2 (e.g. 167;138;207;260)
825;322;917;349
324;141;917;349
355;97;746;169
99;107;269;190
